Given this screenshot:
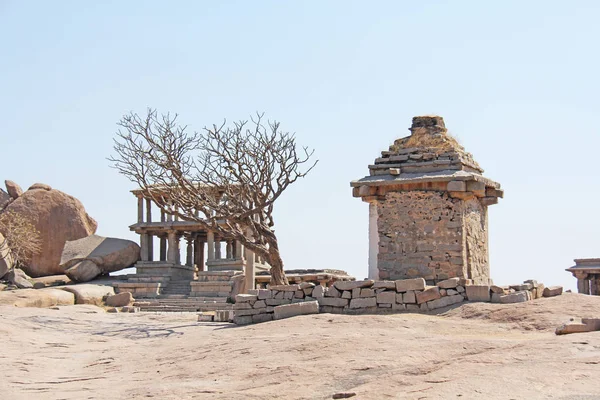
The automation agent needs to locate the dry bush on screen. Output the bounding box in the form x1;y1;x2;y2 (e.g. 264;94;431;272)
0;211;42;269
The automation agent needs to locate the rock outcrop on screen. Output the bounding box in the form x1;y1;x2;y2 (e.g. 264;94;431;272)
2;185;97;277
60;284;115;305
0;288;75;307
4;180;23;200
60;235;140;282
0;232;13;279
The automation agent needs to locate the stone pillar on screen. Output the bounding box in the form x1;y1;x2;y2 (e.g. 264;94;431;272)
186;237;194;267
207;231;215;261
159;235;167;261
147;234;154;261
137;196;144;223
215;239;221;260
226;240;233;259
244;246;255;291
140;233;149;262
194;236;205;271
167;231;177;263
175;235;182;264
368;201;380;280
161;209;166;223
146;199;152;223
174;206;179;221
590;277;599;296
235;240;243;260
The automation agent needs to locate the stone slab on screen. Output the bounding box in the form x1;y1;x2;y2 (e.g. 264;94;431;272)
543;286;563;297
273;301;319;320
334;280;374;291
466;285;491;302
349;297;377;309
395;278;426;292
372;281;396;289
427;294;464;310
437;278;460;289
498;291;528;304
416;286;441;304
318;297;349;307
376;291;396;304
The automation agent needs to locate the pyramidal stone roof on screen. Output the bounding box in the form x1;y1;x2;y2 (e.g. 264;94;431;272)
373;115;482;175
351;116;502;201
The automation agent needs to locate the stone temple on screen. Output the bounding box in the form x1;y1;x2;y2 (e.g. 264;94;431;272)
351;116;503;285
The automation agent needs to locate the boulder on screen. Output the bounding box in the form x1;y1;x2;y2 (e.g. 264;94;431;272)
105;292;134;307
0;232;13;279
28;183;52;191
5;268;33;289
60;284;115;305
4;180;23;199
0;189;10;209
2;186;97;277
0;288;75;307
60;235;140;282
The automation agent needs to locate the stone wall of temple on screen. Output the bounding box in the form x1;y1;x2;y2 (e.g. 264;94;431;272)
463;198;489;284
376;191;490;284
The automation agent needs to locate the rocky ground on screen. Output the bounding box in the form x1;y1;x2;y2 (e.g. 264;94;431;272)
1;293;599;400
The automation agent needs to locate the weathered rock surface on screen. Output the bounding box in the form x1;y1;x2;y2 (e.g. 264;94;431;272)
0;288;75;307
105;292;134;307
5;268;33;289
4;180;23;199
28;183;52;191
273;300;319;320
2;186;97;277
0;189;10;209
60;284;115;305
60;235;140;282
0;232;13;278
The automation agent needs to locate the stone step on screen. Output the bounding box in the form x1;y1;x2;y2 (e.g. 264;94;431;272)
153;297;228;303
196;271;241;282
137;304;233;312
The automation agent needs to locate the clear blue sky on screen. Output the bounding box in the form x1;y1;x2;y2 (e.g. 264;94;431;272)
2;1;599;290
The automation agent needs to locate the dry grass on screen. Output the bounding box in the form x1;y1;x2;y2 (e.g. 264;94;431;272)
390;130;463;154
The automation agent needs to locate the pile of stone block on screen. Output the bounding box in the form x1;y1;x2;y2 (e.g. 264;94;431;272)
233;278;564;325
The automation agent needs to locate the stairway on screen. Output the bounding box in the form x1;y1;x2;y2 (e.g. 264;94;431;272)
159;280;192;297
134;297;233;313
133;271;241;313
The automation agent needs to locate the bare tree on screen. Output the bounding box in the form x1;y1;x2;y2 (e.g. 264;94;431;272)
109;109;317;285
0;210;42;269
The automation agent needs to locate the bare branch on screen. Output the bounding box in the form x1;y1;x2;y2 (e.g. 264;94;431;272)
108;109;318;285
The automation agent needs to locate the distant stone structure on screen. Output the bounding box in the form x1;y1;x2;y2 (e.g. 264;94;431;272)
566;259;600;295
351;116;503;285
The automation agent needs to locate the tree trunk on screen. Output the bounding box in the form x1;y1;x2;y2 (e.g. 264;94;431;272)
266;242;288;286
